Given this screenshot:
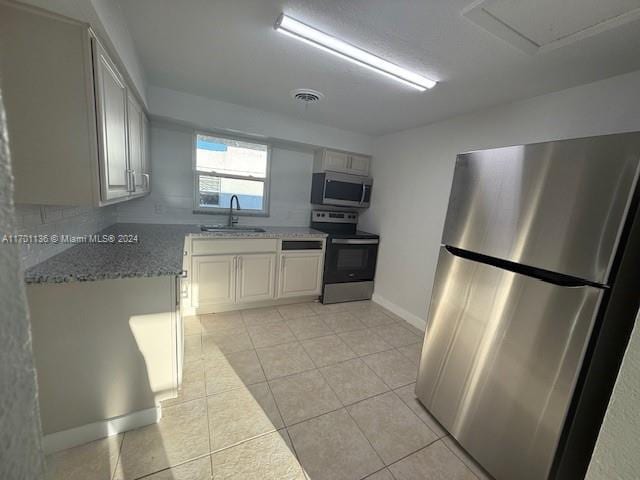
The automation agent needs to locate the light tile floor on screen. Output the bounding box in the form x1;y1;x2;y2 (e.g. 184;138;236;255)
45;300;494;480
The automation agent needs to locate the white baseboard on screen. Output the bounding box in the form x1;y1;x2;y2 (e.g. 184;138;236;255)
42;405;162;454
372;293;427;332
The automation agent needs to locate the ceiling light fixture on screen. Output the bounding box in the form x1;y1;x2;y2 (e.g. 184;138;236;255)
275;14;436;92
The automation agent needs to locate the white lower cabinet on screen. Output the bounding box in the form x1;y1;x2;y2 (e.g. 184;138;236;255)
237;254;276;304
27;276;179;438
193;253;276;309
278;252;324;298
190;238;325;313
192;255;236;308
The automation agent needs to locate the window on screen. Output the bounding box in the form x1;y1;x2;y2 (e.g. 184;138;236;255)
194;133;270;215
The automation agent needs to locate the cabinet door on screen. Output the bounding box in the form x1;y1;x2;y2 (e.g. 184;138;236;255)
127;92;145;193
1;5;100;206
278;252;324;298
192;255;236;308
348;155;370;176
141;114;151;193
323;151;351;173
93;39;130;201
237;254;276;304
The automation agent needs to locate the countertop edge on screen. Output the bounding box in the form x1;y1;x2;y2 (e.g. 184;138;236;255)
24;224;328;285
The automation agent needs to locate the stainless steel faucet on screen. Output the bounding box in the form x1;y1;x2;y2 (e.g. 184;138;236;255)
228;195;241;227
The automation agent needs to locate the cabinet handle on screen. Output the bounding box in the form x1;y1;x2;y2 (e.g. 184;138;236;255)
125;168;136;192
238;256;243;272
125;168;131;192
142;173;150;190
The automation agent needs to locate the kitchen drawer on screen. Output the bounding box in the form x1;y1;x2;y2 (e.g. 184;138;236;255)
191;238;278;256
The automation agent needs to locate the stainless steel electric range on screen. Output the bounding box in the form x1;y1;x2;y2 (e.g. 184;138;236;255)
310;210;379;304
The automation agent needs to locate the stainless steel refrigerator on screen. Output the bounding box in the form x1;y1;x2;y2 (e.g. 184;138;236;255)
416;132;640;480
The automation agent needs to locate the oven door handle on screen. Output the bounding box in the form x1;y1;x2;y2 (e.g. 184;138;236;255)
331;238;379;245
360;183;366;204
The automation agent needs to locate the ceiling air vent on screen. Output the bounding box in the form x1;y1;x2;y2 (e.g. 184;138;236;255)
291;89;325;104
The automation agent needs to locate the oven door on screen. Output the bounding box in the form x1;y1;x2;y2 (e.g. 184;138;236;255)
321;172;372;208
324;238;379;283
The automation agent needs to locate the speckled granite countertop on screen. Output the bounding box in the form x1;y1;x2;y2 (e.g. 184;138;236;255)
190;226;327;239
24;223;327;284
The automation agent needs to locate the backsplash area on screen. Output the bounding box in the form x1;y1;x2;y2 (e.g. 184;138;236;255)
12;204;117;269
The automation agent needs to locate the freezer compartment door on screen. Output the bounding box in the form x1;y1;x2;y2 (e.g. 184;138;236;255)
416;247;603;480
443;132;640;284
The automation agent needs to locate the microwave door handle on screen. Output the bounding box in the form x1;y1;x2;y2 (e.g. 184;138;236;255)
360;183;366;204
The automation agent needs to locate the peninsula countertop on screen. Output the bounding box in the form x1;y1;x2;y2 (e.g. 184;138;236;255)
24;223;327;284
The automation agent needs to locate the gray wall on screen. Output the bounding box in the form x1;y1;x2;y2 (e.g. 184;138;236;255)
149;86;373;154
586;310;640;479
0;84;45;479
116;122;316;227
360;68;640;325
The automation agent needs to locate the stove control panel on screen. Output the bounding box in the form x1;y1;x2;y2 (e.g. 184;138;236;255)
311;210;358;224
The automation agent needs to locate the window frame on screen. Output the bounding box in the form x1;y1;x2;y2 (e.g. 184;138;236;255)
192;131;271;217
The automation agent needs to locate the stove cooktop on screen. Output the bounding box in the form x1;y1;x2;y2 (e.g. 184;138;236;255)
317;229;379;240
310;209;379;240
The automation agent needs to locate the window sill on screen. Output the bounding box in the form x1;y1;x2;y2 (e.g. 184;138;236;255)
192;209;269;218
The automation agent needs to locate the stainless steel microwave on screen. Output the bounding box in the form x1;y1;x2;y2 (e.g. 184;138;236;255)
310;171;373;208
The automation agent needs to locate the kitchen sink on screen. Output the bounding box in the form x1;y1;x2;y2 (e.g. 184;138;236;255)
200;225;266;233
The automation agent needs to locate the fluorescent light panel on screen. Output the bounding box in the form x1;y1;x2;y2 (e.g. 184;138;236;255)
275;14;436;91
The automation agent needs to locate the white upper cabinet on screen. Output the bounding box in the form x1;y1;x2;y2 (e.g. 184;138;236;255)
0;3;151;206
323;151;351;173
142;115;151;193
314;149;371;176
94;39;130;201
348;154;371;176
126;91;150;195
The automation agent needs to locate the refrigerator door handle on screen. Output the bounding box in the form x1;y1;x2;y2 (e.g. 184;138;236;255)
444;245;607;289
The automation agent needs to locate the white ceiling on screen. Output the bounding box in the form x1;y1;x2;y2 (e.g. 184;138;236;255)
464;0;640;54
481;0;640;46
119;0;640;136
